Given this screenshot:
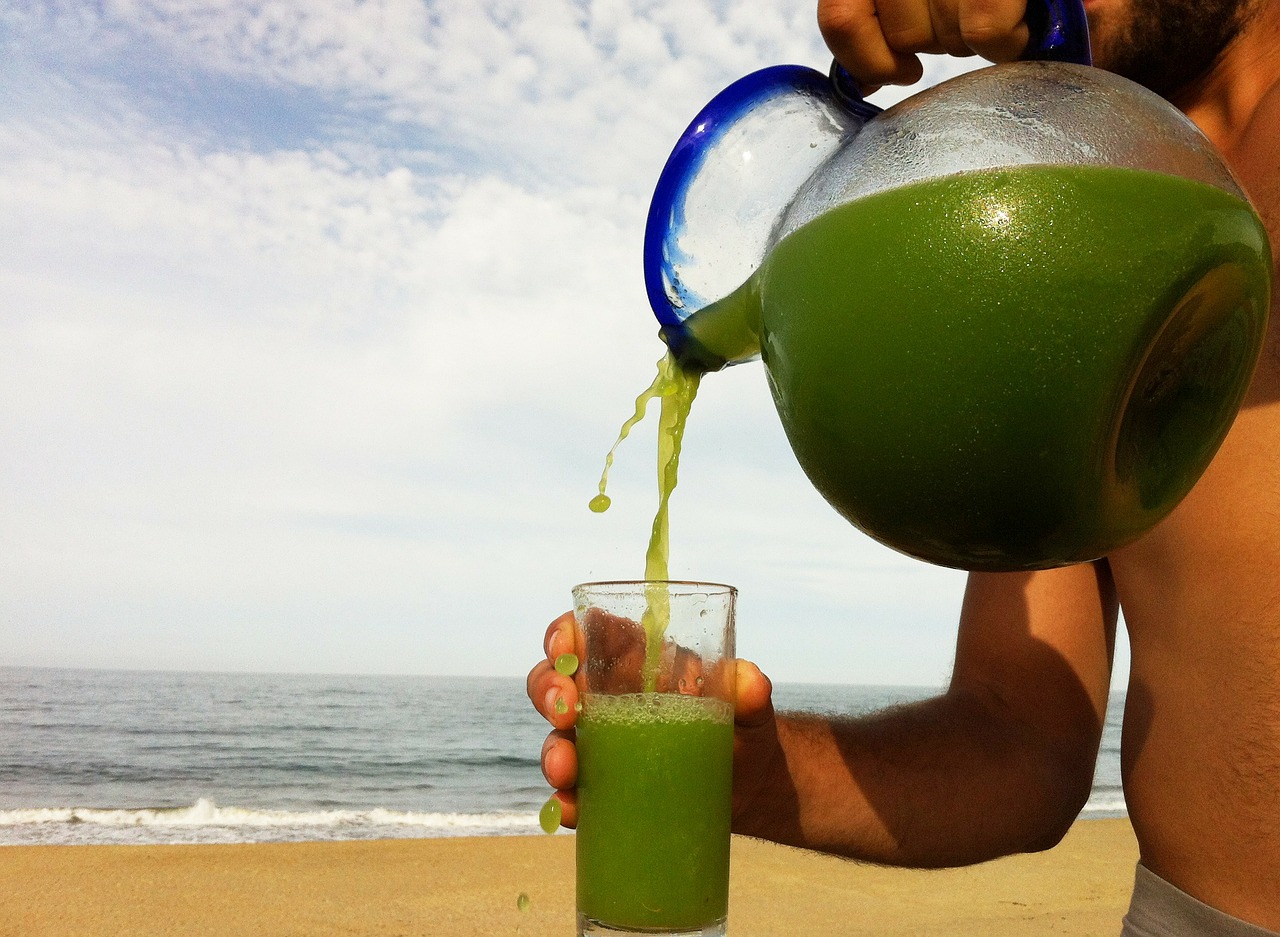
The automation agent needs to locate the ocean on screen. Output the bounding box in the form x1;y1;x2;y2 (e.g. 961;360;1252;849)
0;667;1125;846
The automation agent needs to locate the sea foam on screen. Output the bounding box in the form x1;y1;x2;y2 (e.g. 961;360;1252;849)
0;798;544;846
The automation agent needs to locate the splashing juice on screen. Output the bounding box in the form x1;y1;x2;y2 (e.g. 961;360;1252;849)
591;351;701;688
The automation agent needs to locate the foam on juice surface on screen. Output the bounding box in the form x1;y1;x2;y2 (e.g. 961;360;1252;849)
582;692;732;726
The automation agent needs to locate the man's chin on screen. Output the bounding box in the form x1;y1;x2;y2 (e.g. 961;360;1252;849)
1081;0;1257;98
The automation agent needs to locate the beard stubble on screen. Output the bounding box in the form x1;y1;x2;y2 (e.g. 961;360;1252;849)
1088;0;1262;97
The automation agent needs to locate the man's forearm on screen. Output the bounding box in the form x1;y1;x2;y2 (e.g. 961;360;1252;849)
733;692;1096;868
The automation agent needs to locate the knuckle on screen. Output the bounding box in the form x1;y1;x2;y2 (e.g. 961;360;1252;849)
881;24;936;53
877;7;938;51
958;17;1002;48
816;0;860;38
821;10;881;53
957;0;1023;56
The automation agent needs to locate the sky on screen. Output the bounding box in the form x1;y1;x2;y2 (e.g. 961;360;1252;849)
0;1;1130;686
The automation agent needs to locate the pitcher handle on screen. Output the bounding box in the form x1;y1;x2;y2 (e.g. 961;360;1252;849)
1025;0;1092;64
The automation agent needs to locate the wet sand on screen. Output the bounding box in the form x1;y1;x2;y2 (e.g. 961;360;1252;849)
0;818;1138;936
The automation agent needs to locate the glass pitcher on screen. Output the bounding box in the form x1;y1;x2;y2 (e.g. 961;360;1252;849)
643;0;1272;570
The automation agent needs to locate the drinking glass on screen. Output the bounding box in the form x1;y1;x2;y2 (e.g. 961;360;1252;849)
572;580;737;937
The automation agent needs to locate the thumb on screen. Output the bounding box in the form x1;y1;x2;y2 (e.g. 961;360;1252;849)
734;659;774;728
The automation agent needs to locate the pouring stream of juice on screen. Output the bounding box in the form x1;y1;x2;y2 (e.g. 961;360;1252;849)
591;351;702;691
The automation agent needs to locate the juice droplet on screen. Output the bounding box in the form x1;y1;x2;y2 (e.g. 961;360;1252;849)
589;355;671;517
539;796;562;834
517;893;531;912
554;696;568;715
554;652;579;676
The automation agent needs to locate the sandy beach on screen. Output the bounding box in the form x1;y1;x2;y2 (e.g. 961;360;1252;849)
0;818;1138;936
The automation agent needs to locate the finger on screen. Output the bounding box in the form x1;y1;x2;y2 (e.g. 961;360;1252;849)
656;642;706;695
528;663;580;730
543;610;577;661
734;659;774;728
551;790;578;830
541;729;579;790
958;0;1029;61
583;608;647;694
526;658;547;707
876;0;944;53
731;660;782;821
545;676;580;730
526;658;553;710
819;0;925;89
929;0;976;57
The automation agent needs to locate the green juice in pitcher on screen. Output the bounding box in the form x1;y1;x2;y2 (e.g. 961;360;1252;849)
576;692;734;932
677;163;1271;568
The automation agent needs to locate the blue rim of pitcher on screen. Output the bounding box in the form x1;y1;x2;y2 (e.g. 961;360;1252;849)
641;64;839;329
642;0;1092;330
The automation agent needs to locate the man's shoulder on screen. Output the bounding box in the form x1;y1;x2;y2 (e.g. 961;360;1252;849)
1220;57;1280;221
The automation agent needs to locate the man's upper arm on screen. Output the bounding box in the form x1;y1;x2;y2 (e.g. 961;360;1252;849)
949;562;1120;798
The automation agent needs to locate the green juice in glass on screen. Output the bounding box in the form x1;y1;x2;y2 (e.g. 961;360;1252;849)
576;692;734;932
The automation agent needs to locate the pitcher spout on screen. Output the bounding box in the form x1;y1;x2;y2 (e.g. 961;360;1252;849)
660;277;763;373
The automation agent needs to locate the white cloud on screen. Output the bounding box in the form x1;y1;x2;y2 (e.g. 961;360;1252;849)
0;0;1005;681
0;60;668;677
7;0;841;190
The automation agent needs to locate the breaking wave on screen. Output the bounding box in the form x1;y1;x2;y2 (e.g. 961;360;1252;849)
0;798;545;846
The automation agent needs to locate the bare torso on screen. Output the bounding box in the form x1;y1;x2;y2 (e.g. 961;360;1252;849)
1109;73;1280;928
